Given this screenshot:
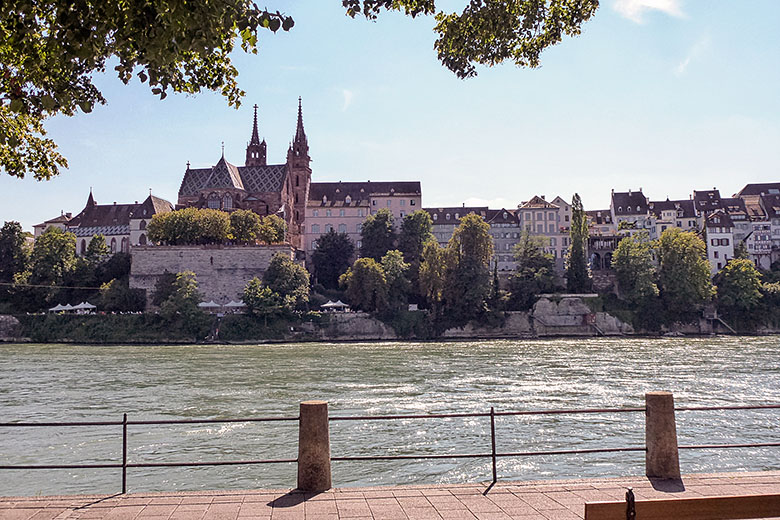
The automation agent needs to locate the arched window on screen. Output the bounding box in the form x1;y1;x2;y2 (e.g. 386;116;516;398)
139;220;147;230
208;193;220;209
139;234;147;245
110;238;117;253
223;193;233;210
121;237;128;253
80;239;87;255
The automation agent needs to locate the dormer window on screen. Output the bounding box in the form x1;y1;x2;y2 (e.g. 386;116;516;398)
433;214;438;221
636;206;641;212
446;214;451;220
618;206;622;212
503;212;508;219
322;195;328;203
345;195;352;204
455;213;460;219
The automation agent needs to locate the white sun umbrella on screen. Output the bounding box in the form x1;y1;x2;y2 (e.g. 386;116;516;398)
198;301;221;308
224;300;246;308
320;300;336;308
48;304;67;312
332;300;349;308
62;303;75;311
80;301;97;309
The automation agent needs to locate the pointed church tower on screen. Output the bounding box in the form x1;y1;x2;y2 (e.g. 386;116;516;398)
287;97;311;246
245;104;267;166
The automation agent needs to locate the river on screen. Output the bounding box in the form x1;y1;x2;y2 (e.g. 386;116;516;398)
1;336;779;496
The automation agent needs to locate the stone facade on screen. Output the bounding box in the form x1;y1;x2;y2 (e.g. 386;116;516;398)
129;244;296;305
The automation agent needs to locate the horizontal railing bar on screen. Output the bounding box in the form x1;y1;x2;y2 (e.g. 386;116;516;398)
128;417;300;425
0;421;123;427
495;408;645;416
0;464;122;469
676;404;780;412
128;459;297;467
330;413;489;420
332;447;646;462
679;442;780;450
496;447;646;457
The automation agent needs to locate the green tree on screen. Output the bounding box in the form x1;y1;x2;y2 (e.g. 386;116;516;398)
263;254;310;310
84;235;109;266
147;208;230;245
566;193;591;293
152;271;178;307
230;209;263;244
99;278;146;312
29;227;76;284
195;209;231;244
311;230;355;289
715;259;763;322
258;214;287;244
611;231;658;305
1;1;293;180
381;250;410;312
398;210;434;302
509;230;556;310
0;221;29;282
340;257;388;312
159;271;203;321
243;277;286;324
734;240;749;260
346;1;598;78
360;208;396;261
443;212;493;320
657;228;713;318
419;239;448;316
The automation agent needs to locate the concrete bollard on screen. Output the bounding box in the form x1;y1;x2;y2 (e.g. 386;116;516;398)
297;400;332;492
645;391;681;479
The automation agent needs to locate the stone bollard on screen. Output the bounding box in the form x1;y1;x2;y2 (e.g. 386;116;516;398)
297;400;332;492
645;391;681;479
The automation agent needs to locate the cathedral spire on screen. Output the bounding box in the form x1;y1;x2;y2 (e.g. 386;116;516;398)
294;97;307;146
250;104;261;145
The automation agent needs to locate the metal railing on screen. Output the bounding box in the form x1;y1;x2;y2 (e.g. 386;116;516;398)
1;402;779;494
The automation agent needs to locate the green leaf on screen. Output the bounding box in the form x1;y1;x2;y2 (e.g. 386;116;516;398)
9;99;23;113
79;101;93;113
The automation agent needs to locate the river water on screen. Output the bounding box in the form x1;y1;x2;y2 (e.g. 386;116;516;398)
1;337;779;496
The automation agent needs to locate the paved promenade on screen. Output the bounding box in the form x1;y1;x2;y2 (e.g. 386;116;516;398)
3;471;780;519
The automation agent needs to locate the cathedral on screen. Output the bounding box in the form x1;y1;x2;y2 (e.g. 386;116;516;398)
177;99;311;248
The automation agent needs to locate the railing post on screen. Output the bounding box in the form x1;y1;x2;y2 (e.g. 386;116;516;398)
645;392;681;479
297;400;331;492
490;407;497;483
122;413;127;494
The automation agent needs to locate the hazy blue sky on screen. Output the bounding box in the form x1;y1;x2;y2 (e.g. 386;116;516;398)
4;0;780;230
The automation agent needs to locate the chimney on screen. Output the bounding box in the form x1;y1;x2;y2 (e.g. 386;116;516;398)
113;201;117;205
541;195;545;200
640;187;643;192
135;201;138;204
462;202;465;208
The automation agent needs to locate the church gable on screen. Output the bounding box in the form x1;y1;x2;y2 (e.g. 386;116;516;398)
205;157;244;190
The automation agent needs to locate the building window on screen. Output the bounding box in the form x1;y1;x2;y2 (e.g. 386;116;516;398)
338;224;347;233
433;214;438;221
410;200;416;206
296;176;300;187
325;224;333;232
372;200;377;206
714;251;719;259
400;200;406;207
345;195;352;204
80;239;87;254
208;194;220;209
110;238;117;253
446;214;451;220
311;224;320;233
313;210;319;217
357;209;364;217
548;212;554;220
121;237;128;253
326;209;332;217
537;224;543;233
357;240;362;249
139;234;147;245
139;220;147;230
400;211;405;218
223;193;233;210
356;224;362;233
339;209;345;217
387;200;392;207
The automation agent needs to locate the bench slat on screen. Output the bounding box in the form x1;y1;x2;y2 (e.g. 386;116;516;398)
585;493;780;520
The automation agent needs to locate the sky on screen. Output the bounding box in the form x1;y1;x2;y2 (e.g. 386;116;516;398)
3;0;780;231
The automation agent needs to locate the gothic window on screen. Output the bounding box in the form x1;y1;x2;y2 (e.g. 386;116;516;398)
80;240;87;254
139;234;147;245
121;238;128;253
208;193;220;209
139;220;147;230
223;194;233;210
110;238;117;253
311;224;320;233
338;224;347;233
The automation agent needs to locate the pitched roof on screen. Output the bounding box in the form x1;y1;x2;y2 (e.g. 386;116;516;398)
68;193;174;229
35;213;73;227
309;181;421;206
136;195;174;219
736;182;780;197
741;195;767;220
611;190;648;215
179;161;288;197
760;193;780;218
424;207;488;223
706;209;733;228
693;189;723;211
519;195;558;210
648;199;695;219
586;210;612;225
485;208;519;225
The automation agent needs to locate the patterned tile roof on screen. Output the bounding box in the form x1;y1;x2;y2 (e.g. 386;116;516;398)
72;225;130;237
179;161;287;197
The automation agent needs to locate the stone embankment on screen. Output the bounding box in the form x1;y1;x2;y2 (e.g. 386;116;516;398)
0;315;26;342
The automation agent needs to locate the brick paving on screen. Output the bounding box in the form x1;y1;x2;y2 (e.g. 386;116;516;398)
2;471;780;519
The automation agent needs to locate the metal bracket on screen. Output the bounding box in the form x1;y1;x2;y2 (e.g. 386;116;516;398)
626;487;636;520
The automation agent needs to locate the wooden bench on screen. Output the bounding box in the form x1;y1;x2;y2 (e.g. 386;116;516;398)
585;489;780;519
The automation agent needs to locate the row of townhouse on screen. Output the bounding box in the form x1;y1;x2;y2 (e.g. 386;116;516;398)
586;184;780;276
